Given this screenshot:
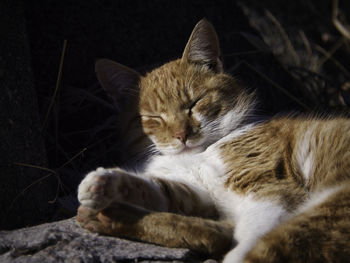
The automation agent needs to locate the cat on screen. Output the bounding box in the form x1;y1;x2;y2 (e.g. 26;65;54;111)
76;19;350;262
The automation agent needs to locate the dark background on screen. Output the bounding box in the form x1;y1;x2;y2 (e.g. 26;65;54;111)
1;0;350;229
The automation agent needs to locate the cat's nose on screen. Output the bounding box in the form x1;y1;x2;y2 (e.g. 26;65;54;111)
174;130;187;144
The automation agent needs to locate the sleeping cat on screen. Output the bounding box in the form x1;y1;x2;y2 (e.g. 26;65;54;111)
76;19;350;262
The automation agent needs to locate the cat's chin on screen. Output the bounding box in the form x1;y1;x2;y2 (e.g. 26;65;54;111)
182;145;205;154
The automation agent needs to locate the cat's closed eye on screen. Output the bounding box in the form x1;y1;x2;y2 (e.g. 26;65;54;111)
187;97;202;116
141;115;163;120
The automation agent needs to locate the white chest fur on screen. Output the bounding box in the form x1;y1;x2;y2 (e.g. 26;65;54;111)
145;142;226;193
143;126;289;263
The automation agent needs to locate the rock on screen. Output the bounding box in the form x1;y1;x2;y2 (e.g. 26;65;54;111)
0;218;211;262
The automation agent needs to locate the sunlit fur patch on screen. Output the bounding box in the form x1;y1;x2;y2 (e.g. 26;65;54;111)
295;123;316;183
138;59;254;154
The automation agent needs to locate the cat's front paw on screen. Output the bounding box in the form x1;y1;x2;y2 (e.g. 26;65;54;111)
76;205;113;234
78;167;129;210
76;203;149;237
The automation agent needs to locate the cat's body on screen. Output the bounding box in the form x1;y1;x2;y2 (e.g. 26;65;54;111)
77;20;350;262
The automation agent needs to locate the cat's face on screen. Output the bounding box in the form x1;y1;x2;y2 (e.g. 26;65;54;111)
96;19;254;155
138;59;250;154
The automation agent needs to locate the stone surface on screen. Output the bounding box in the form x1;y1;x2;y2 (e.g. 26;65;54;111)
0;218;210;262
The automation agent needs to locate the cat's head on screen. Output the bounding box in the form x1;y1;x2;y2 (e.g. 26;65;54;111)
96;19;254;155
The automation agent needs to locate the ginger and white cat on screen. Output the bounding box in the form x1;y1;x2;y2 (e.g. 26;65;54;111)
77;19;350;262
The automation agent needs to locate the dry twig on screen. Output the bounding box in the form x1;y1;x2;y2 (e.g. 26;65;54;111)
42;40;67;130
265;10;300;66
332;0;350;41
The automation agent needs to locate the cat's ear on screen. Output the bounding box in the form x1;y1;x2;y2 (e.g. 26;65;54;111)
182;19;223;72
95;59;140;106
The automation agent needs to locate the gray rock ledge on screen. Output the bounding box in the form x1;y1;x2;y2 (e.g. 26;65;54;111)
0;218;212;263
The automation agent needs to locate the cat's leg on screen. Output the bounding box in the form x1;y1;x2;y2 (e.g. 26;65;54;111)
77;165;232;256
76;202;234;259
222;195;288;263
78;167;217;217
78;167;166;212
242;184;350;263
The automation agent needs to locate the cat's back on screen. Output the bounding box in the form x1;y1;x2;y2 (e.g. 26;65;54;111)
216;117;350;208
